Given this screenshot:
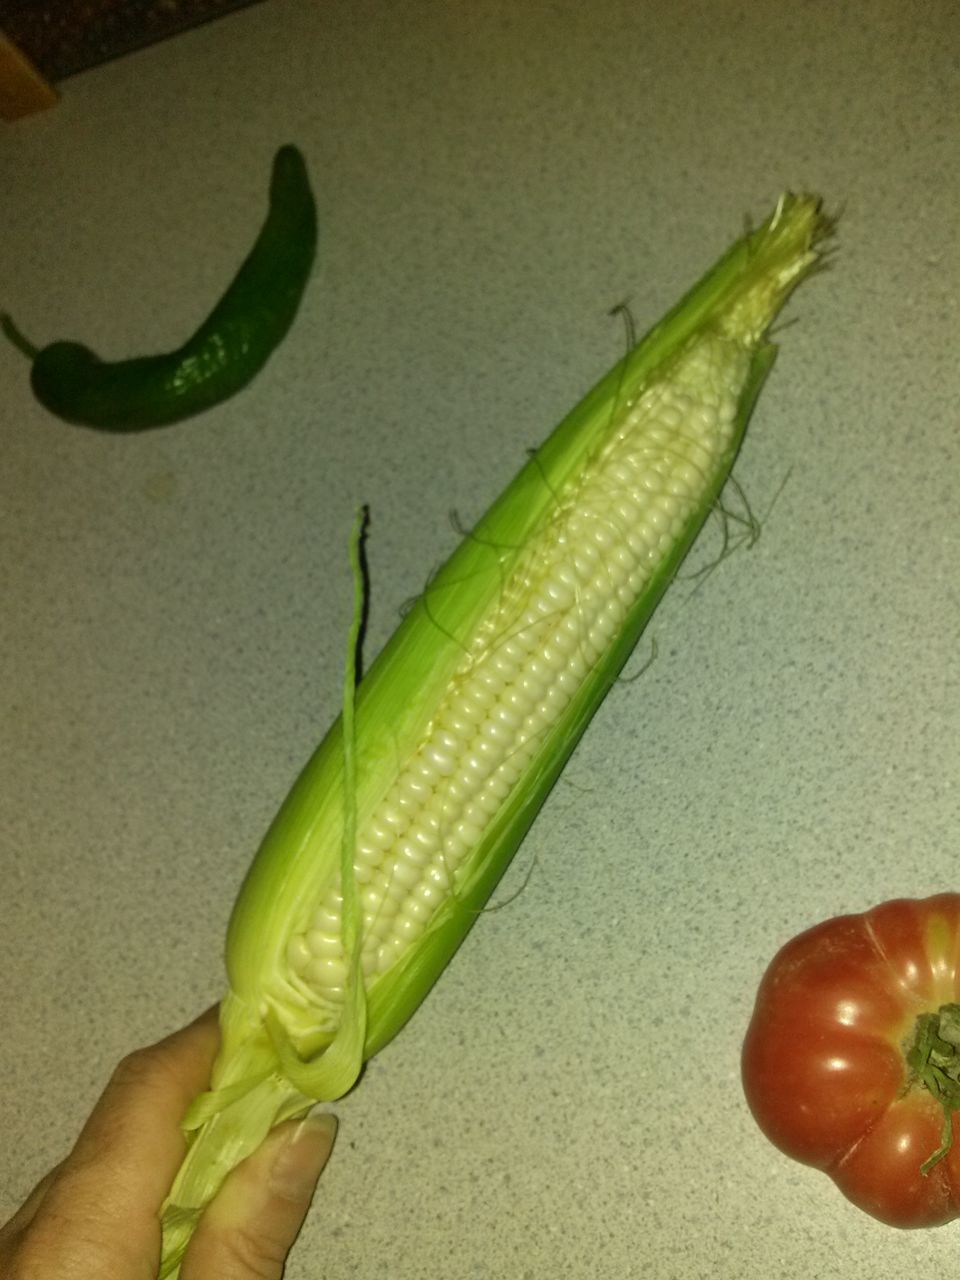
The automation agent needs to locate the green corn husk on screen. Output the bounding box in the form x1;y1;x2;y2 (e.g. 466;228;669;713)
158;193;830;1276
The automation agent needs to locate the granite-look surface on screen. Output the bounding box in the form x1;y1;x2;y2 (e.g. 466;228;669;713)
1;2;957;1277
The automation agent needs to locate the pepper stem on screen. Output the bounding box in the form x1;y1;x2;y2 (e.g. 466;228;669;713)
1;312;40;360
906;1003;960;1175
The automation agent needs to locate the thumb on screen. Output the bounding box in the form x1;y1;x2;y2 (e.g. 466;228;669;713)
182;1112;338;1280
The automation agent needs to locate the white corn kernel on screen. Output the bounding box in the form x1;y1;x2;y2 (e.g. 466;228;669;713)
287;329;753;1007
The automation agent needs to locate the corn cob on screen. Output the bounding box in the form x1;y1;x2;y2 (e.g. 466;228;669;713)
158;193;830;1276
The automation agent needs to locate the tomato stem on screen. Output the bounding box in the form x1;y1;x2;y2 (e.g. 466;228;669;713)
907;1003;960;1175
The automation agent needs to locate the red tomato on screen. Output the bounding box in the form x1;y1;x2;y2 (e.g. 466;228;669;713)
742;894;960;1227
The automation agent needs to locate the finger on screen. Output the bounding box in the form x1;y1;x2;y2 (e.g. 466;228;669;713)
0;1165;59;1246
182;1112;338;1280
15;1007;220;1276
63;1005;220;1200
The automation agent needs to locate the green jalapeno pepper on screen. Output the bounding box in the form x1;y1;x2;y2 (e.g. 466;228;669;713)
2;144;317;431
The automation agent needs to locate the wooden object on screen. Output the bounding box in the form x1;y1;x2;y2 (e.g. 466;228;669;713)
0;29;59;120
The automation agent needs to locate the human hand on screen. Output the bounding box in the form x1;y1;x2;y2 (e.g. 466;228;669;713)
0;1007;337;1279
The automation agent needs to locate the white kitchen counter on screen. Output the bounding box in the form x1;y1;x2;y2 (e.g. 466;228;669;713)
2;2;957;1276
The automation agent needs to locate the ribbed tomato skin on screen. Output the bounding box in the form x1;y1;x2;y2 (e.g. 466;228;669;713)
742;895;960;1227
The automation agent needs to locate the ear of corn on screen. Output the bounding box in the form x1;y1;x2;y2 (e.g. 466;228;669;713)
158;194;829;1276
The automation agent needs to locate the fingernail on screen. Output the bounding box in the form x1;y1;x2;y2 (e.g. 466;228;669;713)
270;1112;339;1201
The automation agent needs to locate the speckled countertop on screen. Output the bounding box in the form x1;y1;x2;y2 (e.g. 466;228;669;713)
1;2;958;1277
